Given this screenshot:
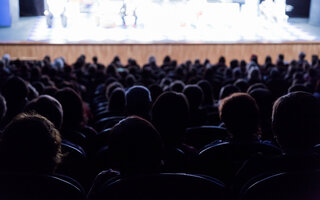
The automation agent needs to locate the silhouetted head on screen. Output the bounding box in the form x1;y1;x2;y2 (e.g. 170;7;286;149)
183;84;203;111
272;92;320;153
125;74;136;88
2;54;10;67
92;56;98;64
24;95;63;130
265;56;272;64
248;67;261;82
251;54;258;64
169;80;185;93
234;79;249;93
0;113;62;173
249;88;273;117
152;92;189;145
278;54;284;62
163;56;171;65
219;84;240;100
247;83;267;93
32;81;45;95
288;84;311;93
106;81;123;100
249;88;273;140
219;93;260;139
2;76;29;103
109;116;162;175
125;86;152;120
55;88;84;130
197;80;214;105
43;86;58;97
108;88;126;114
106;64;119;77
299;52;306;60
149;84;163;103
230;59;239;69
219;56;226;65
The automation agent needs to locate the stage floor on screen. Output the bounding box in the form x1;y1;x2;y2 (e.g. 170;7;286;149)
1;16;320;44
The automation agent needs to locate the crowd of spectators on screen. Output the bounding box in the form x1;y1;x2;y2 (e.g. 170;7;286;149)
0;52;320;199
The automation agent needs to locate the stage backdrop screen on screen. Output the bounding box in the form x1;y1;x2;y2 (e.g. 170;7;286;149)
19;0;44;16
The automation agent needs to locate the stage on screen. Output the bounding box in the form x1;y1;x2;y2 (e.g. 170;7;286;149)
0;0;320;65
1;16;320;44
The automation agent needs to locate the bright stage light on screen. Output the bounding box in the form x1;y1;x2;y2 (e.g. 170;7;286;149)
28;0;317;43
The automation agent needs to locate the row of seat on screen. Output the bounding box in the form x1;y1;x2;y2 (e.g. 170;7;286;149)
3;170;320;200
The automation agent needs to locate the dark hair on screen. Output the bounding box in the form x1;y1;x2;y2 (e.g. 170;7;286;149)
152;92;189;145
149;84;163;103
0;113;62;173
24;95;63;129
197;80;214;105
272;92;320;152
170;80;185;93
234;79;249;93
108;88;126;114
249;88;273;140
43;86;58;96
106;82;123;100
183;84;203;111
219;93;260;139
219;84;240;100
125;86;152;119
55;88;84;129
247;83;267;93
288;84;311;93
32;81;45;95
109;116;162;175
2;76;29;102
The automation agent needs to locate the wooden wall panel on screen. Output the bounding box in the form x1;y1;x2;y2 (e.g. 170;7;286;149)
0;43;320;66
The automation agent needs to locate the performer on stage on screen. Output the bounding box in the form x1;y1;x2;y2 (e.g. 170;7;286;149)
259;0;288;23
120;0;138;28
45;0;68;28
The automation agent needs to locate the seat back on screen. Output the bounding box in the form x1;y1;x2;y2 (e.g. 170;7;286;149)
198;142;281;182
162;147;186;172
94;116;125;132
0;172;86;200
241;170;320;200
93;173;225;200
56;140;87;186
94;128;112;151
185;126;228;149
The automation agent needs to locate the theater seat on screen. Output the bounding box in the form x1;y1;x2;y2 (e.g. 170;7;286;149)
185;126;228;149
56;140;87;188
89;173;225;200
240;170;320;200
93;128;112;152
0;172;86;200
94;116;125;132
197;142;281;183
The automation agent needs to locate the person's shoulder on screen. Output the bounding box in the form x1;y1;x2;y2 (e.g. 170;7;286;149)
88;169;121;199
96;169;121;183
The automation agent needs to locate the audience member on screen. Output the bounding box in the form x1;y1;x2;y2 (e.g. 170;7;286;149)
125;85;152;120
88;116;162;199
0;113;62;173
0;52;319;199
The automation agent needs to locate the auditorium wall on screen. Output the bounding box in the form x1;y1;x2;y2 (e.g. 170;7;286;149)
0;43;319;66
